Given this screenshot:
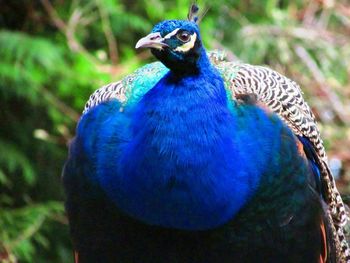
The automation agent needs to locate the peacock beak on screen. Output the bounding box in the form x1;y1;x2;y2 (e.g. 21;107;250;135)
135;32;169;50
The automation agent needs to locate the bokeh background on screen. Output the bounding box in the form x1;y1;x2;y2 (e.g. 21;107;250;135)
1;0;349;262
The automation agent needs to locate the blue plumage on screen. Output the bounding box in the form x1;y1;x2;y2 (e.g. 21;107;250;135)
63;9;337;263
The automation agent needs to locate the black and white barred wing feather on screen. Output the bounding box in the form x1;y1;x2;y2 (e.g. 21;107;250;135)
83;81;126;114
215;59;350;262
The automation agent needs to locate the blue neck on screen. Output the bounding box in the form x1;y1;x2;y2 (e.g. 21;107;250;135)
156;45;214;76
99;50;279;230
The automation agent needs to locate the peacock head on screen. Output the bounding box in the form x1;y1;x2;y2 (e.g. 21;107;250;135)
135;5;207;73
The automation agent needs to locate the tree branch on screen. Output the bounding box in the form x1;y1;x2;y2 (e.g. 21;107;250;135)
41;87;80;122
294;44;350;124
40;0;67;32
241;25;348;46
40;0;100;64
96;0;119;64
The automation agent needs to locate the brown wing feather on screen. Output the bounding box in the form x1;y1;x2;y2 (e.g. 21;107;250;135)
74;251;79;263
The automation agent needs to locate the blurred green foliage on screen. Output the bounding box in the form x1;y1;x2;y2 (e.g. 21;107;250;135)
0;0;349;262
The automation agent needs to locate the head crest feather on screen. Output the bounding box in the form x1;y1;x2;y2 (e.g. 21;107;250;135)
187;3;209;24
187;3;200;23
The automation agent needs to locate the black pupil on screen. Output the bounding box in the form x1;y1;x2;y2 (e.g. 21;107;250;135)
179;33;189;41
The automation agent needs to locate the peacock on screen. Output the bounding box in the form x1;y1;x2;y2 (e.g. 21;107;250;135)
63;4;350;263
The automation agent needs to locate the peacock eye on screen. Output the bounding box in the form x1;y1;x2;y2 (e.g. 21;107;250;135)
176;32;191;42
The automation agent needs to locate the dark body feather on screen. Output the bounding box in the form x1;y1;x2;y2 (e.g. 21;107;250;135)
64;100;334;263
63;18;338;263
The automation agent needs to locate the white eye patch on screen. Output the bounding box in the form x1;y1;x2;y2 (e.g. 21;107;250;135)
174;33;197;53
163;28;180;39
